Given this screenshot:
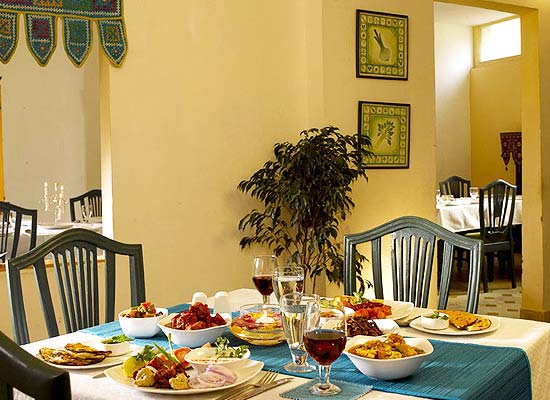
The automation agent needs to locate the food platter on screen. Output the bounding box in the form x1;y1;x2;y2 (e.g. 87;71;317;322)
409;315;500;336
39;344;143;370
104;359;264;395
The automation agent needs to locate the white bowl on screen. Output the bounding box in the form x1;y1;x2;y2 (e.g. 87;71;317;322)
95;340;131;356
420;312;449;330
344;335;433;380
184;347;251;373
118;307;168;338
158;313;230;348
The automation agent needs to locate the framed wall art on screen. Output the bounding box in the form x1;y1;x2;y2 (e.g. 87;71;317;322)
356;9;408;80
358;101;410;168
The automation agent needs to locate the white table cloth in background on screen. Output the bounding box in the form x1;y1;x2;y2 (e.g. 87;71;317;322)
437;196;522;232
17;288;550;400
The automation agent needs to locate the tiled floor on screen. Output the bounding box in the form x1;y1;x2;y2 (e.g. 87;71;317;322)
447;256;522;318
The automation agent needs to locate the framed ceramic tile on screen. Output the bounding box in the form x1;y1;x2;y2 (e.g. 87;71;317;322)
358;101;410;168
356;9;408;80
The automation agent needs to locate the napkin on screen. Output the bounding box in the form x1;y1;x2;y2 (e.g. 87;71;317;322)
281;380;372;400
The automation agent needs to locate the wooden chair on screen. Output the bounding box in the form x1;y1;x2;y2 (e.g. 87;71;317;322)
6;228;145;345
344;216;483;313
439;176;471;198
467;179;517;292
0;330;71;399
69;189;102;222
0;201;37;262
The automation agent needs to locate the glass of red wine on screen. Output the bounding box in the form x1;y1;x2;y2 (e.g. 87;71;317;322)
304;299;346;396
252;255;278;305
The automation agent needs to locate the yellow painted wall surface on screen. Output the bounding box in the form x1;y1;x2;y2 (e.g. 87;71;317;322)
470;59;520;187
104;0;437;309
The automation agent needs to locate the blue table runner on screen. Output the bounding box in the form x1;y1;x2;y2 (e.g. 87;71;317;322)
82;303;532;400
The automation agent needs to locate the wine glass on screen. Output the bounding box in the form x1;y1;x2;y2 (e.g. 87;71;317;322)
252;255;278;305
273;264;305;304
280;293;318;373
435;189;441;205
304;299;346;396
470;187;479;200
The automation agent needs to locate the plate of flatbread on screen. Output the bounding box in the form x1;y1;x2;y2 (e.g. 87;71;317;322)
409;310;499;335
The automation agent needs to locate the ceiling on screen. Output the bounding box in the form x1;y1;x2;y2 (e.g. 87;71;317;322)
434;2;516;26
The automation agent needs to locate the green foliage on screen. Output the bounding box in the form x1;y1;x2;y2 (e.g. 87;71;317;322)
237;126;373;291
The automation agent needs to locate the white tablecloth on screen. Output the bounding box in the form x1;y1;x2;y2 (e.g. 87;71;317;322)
18;288;550;400
437;197;522;232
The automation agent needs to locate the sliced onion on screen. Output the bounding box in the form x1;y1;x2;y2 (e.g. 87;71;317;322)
206;365;237;384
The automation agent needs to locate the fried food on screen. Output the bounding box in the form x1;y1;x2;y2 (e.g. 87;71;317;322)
466;316;492;331
438;310;477;330
348;334;424;360
345;315;383;337
39;343;111;366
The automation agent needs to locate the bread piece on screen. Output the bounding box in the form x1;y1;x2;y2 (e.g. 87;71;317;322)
466;316;492;331
438;310;477;330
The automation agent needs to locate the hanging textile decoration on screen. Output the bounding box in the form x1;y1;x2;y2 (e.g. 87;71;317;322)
500;132;522;170
0;0;127;67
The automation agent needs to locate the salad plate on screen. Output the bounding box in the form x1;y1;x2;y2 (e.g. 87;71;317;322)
379;300;414;320
104;359;264;395
409;315;500;336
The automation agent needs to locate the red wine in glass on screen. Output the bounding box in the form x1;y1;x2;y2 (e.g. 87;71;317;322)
252;275;274;296
304;329;346;365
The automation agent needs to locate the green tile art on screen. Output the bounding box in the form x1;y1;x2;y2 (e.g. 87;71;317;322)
358;101;410;168
356;9;408;80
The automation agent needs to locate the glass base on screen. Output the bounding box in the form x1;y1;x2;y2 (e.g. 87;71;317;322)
283;361;316;373
309;382;341;396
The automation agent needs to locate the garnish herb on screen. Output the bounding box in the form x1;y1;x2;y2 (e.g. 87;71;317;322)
428;311;449;320
133;345;157;363
101;334;133;344
153;342;180;365
214;337;248;359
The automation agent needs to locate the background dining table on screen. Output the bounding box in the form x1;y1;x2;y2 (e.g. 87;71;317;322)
16;288;550;400
437;196;522;233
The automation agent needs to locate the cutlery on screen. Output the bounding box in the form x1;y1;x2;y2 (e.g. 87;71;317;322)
92;371;106;379
213;370;279;400
396;313;422;327
216;377;293;400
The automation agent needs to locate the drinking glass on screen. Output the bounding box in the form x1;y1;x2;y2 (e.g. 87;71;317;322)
252;255;278;305
435;189;441;205
304;299;346;396
280;293;318;373
81;204;92;223
470;187;479;200
273;264;305;303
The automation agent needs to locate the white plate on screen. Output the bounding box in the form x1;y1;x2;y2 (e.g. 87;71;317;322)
39;223;74;230
372;319;400;334
409;315;500;336
105;359;264;395
375;300;414;320
39;344;142;370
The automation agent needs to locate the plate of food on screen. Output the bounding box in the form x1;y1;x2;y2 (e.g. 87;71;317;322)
37;341;143;370
336;296;414;321
105;343;264;395
409;310;499;335
345;315;399;337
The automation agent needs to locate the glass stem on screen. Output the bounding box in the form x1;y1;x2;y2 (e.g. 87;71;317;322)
317;364;332;390
262;295;269;305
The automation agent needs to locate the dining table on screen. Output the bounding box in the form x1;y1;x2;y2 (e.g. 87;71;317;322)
437;196;522;233
16;288;550;400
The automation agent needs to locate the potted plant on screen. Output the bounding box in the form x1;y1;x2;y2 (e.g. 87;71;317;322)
237;126;373;292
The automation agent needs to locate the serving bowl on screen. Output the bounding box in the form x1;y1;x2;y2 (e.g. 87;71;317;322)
95;339;131;356
184;347;251;373
158;313;230;347
229;304;285;346
344;335;433;380
420;312;449;330
118;307;168;338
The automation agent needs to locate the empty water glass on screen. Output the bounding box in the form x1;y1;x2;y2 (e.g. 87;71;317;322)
470;187;479;200
436;189;441;205
81;204;93;223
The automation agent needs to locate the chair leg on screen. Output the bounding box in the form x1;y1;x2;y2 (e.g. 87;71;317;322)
482;255;489;293
508;250;517;289
487;253;495;282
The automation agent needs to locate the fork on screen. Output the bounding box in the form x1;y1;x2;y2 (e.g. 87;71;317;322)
213;370;278;400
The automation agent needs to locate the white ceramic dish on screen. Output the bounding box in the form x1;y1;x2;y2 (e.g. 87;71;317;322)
39;344;143;370
94;340;131;356
158;313;230;347
104;359;263;395
118;307;168;338
420;312;449;330
371;319;400;335
40;223;74;230
377;300;414;320
409;315;500;336
184;347;251;373
344;335;433;380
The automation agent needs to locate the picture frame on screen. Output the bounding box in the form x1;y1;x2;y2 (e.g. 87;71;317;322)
356;9;408;80
358;101;410;169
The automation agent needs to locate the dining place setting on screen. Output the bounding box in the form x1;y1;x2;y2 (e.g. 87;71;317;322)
10;252;547;400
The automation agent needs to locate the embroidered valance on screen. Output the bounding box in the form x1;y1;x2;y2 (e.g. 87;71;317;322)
0;0;127;67
500;131;522;169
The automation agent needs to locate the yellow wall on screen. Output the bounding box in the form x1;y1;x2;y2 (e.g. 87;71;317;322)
470;58;520;187
103;0;437;309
